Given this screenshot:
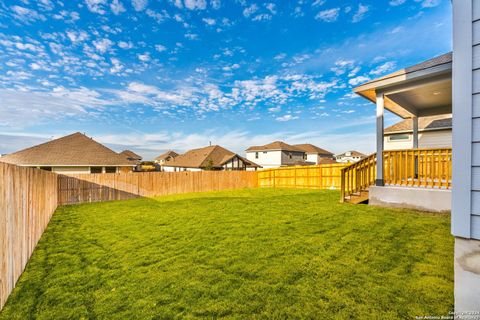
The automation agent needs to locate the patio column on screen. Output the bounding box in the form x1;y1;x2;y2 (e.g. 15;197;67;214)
376;92;384;186
412;116;419;149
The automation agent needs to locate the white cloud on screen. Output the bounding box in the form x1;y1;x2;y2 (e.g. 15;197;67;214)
312;0;325;6
184;0;207;10
348;66;361;77
315;8;340;22
352;4;369;23
138;52;151;62
110;58;123;74
11;5;46;23
211;0;221;9
415;0;441;8
265;3;276;14
111;0;126;14
348;76;370;86
203;18;216;25
66;30;89;43
369;61;396;75
276;114;299;122
131;0;148;11
185;33;199;40
274;53;286;60
252;14;272;21
243;4;258;17
155;44;167;52
389;0;406;5
118;41;133;49
93;38;114;53
84;0;108;14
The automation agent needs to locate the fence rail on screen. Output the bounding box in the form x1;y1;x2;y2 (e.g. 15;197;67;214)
258;164;346;189
58;171;258;205
0;163;58;309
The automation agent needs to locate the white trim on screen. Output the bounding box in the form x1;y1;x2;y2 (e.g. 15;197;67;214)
376;92;384;186
452;0;473;238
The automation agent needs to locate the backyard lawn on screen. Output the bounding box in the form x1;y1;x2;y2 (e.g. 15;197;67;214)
0;189;453;319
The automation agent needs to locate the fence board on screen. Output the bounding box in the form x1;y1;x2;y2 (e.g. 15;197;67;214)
257;164;346;189
57;171;259;205
0;163;58;310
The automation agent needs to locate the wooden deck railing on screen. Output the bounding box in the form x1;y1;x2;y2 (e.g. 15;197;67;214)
340;148;452;202
340;153;376;202
383;148;452;189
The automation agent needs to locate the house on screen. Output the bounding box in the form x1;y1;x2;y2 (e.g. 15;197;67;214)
293;144;335;164
335;151;366;163
452;1;480;311
0;132;136;174
120;150;142;162
162;145;260;171
384;115;452;150
245;141;308;168
154;150;179;168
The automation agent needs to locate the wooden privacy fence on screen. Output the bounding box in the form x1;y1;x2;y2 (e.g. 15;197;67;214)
0;162;58;310
257;164;346;189
58;171;258;205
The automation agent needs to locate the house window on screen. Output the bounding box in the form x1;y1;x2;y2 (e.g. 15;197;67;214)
289;153;292;159
263;151;267;154
255;152;259;159
389;134;410;141
303;154;307;160
40;167;52;171
105;167;116;173
90;167;102;174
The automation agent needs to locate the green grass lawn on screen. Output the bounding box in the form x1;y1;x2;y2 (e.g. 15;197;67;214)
0;189;453;319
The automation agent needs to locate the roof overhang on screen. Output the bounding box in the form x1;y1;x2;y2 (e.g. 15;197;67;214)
354;60;452;119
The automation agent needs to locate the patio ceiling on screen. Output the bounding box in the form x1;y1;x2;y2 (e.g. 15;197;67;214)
354;53;452;119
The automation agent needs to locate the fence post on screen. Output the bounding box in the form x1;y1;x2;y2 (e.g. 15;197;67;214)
340;168;345;203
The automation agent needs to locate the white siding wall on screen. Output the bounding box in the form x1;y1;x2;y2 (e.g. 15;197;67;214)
162;166;202;172
52;167;90;174
384;130;452;150
246;151;283;168
305;153;318;164
471;5;480;240
452;0;480;240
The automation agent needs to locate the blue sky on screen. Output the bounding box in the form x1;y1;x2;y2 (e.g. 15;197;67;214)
0;0;451;159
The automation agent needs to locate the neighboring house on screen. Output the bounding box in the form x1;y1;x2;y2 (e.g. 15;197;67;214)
120;150;142;162
452;2;480;311
293;144;335;164
384;115;452;150
245;141;307;168
154;150;179;169
0;132;136;174
162;145;260;171
335;151;366;163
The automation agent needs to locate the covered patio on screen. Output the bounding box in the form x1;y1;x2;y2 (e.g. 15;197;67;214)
341;53;453;211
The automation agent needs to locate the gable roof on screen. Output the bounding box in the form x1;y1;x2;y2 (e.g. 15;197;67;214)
246;141;303;152
0;132;135;167
293;144;333;155
155;150;179;161
385;114;452;134
164;145;260;168
336;150;366;158
120;150;142;160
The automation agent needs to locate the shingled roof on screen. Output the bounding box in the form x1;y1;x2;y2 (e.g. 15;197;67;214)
0;132;136;167
385;115;452;134
120;150;142;161
293;144;333;156
155;150;179;161
164;145;260;168
246;141;303;152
